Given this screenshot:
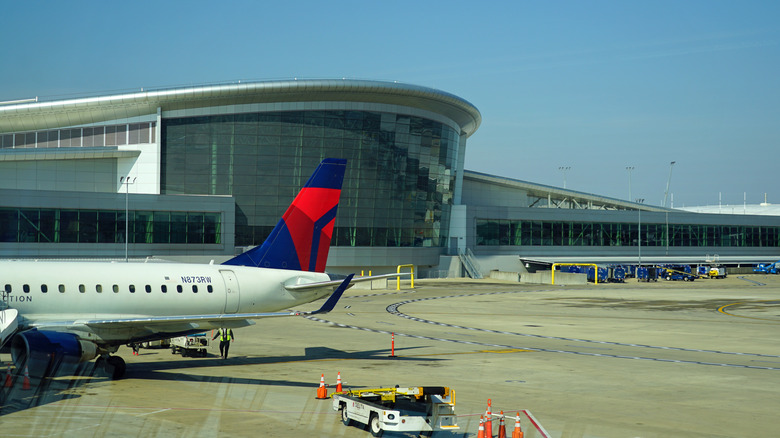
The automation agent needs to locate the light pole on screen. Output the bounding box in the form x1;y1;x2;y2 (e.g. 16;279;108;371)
120;176;137;262
625;166;635;201
558;166;571;189
636;198;645;268
663;161;676;208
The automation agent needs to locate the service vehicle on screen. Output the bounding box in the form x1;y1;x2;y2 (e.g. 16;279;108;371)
660;265;697;281
708;266;727;279
141;339;170;349
754;259;780;274
332;386;459;437
170;333;210;357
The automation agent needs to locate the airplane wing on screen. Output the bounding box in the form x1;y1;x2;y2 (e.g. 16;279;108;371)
284;272;410;291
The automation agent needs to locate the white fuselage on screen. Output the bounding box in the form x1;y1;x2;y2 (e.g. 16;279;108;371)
1;260;330;343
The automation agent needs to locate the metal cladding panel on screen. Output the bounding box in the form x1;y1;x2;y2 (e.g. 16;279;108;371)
0;80;480;136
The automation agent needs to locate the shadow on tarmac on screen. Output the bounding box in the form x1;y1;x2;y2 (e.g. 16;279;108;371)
130;345;436;373
1;345;441;416
125;345;440;384
0;361;109;416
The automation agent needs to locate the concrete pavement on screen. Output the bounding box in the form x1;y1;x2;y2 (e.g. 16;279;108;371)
2;274;779;437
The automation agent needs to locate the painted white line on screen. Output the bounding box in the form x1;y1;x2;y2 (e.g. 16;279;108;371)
136;408;171;417
523;410;552;438
62;424;101;434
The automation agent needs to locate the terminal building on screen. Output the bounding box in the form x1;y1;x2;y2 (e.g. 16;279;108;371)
0;79;777;277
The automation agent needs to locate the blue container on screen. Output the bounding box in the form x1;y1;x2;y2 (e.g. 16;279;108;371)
587;266;608;283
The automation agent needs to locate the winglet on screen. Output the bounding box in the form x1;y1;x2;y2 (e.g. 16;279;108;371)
308;274;354;315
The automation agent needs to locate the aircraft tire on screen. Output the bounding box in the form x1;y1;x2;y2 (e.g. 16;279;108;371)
106;356;126;380
92;356;106;376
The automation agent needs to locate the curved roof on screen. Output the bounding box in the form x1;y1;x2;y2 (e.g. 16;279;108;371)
464;170;673;212
0;79;481;136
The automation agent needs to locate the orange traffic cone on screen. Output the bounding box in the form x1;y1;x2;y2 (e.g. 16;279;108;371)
315;373;328;399
485;399;493;438
497;410;507;438
22;365;31;390
512;412;524;438
477;415;485;438
4;365;12;388
335;372;343;393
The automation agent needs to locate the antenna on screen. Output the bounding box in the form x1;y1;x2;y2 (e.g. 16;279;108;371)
663;161;675;208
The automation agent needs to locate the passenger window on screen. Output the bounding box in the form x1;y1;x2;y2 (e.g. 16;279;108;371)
177;285;183;293
79;284;86;293
23;284;30;293
58;284;65;293
207;285;213;293
192;285;198;293
4;284;11;293
161;285;167;293
113;284;119;293
96;284;103;293
145;285;152;293
41;284;48;293
129;285;136;293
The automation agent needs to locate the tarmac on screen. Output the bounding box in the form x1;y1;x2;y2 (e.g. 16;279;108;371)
1;274;779;437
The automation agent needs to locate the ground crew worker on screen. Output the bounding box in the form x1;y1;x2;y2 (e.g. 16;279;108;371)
213;328;235;359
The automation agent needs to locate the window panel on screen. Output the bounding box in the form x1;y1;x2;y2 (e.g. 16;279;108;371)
59;210;79;242
79;211;98;243
153;212;170;244
115;125;127;145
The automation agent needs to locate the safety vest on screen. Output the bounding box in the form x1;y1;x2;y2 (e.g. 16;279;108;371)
219;328;233;341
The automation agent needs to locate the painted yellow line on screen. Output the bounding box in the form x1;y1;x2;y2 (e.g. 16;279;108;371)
718;301;780;322
266;348;535;364
479;348;534;354
410;349;535;357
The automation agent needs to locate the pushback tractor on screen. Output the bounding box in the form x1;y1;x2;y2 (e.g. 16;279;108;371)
332;386;459;437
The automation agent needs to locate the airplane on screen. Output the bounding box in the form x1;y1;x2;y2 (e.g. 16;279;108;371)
0;158;400;380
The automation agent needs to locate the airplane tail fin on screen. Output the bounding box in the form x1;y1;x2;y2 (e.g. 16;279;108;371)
223;158;347;272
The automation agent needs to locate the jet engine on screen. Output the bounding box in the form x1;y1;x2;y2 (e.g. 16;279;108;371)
10;329;98;378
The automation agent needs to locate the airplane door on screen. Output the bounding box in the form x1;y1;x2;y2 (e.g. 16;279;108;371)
220;270;240;313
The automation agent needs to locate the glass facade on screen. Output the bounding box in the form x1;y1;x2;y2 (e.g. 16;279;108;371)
0;207;220;245
476;219;780;248
161;110;459;248
0;122;156;148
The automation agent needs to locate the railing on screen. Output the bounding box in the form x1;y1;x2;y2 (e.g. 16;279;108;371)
458;248;483;279
396;264;415;290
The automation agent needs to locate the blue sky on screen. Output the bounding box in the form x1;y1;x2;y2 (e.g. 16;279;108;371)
2;1;778;208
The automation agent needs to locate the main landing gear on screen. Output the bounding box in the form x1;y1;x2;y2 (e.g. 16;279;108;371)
94;355;126;380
